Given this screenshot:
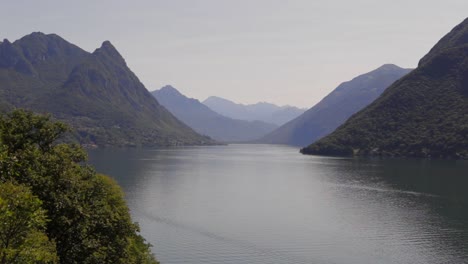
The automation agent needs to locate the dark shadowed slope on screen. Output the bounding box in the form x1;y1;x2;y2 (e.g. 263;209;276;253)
302;18;468;159
0;32;88;111
257;64;411;146
152;85;277;142
0;32;213;146
203;96;305;126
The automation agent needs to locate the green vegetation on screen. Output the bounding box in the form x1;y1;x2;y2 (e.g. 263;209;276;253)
0;32;214;147
0;182;58;264
0;109;158;264
302;18;468;159
257;64;411;146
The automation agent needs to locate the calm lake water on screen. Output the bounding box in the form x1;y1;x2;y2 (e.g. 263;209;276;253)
88;144;468;264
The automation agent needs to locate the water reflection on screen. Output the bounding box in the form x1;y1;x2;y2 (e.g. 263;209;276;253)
88;145;468;264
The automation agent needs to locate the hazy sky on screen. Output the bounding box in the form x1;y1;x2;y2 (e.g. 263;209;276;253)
1;0;467;108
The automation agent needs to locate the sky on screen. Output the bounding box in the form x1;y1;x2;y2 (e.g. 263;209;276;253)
1;0;467;108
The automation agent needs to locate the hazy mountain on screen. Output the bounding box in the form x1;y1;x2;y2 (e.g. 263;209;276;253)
152;85;278;142
256;64;411;146
302;17;468;159
202;96;305;126
0;32;213;146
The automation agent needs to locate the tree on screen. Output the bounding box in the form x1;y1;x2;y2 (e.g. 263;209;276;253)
0;110;158;264
0;182;58;264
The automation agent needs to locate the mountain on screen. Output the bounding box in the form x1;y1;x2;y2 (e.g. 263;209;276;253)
202;96;305;126
0;32;213;146
301;18;468;159
0;33;89;111
256;64;411;146
152;85;278;142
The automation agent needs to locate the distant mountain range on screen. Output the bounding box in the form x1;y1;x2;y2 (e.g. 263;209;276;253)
302;17;468;159
203;96;305;126
0;32;213;147
256;64;412;146
152;86;277;142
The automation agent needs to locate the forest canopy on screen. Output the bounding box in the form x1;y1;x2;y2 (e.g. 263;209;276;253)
0;109;158;264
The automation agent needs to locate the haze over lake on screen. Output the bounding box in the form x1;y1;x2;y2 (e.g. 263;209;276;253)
2;2;468;264
88;144;468;264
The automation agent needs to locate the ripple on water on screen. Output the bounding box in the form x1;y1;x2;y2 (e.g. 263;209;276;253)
88;145;468;264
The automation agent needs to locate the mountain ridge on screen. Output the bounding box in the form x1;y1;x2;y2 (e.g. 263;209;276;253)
152;85;278;142
302;18;468;159
256;64;412;146
0;32;214;147
202;96;305;126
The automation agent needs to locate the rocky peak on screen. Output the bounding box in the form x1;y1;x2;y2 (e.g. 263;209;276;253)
12;32;87;67
159;85;182;96
0;37;35;75
92;40;126;66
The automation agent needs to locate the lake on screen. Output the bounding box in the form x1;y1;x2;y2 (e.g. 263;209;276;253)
88;144;468;264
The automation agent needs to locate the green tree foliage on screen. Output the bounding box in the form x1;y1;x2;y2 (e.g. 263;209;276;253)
0;109;158;264
0;182;58;264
